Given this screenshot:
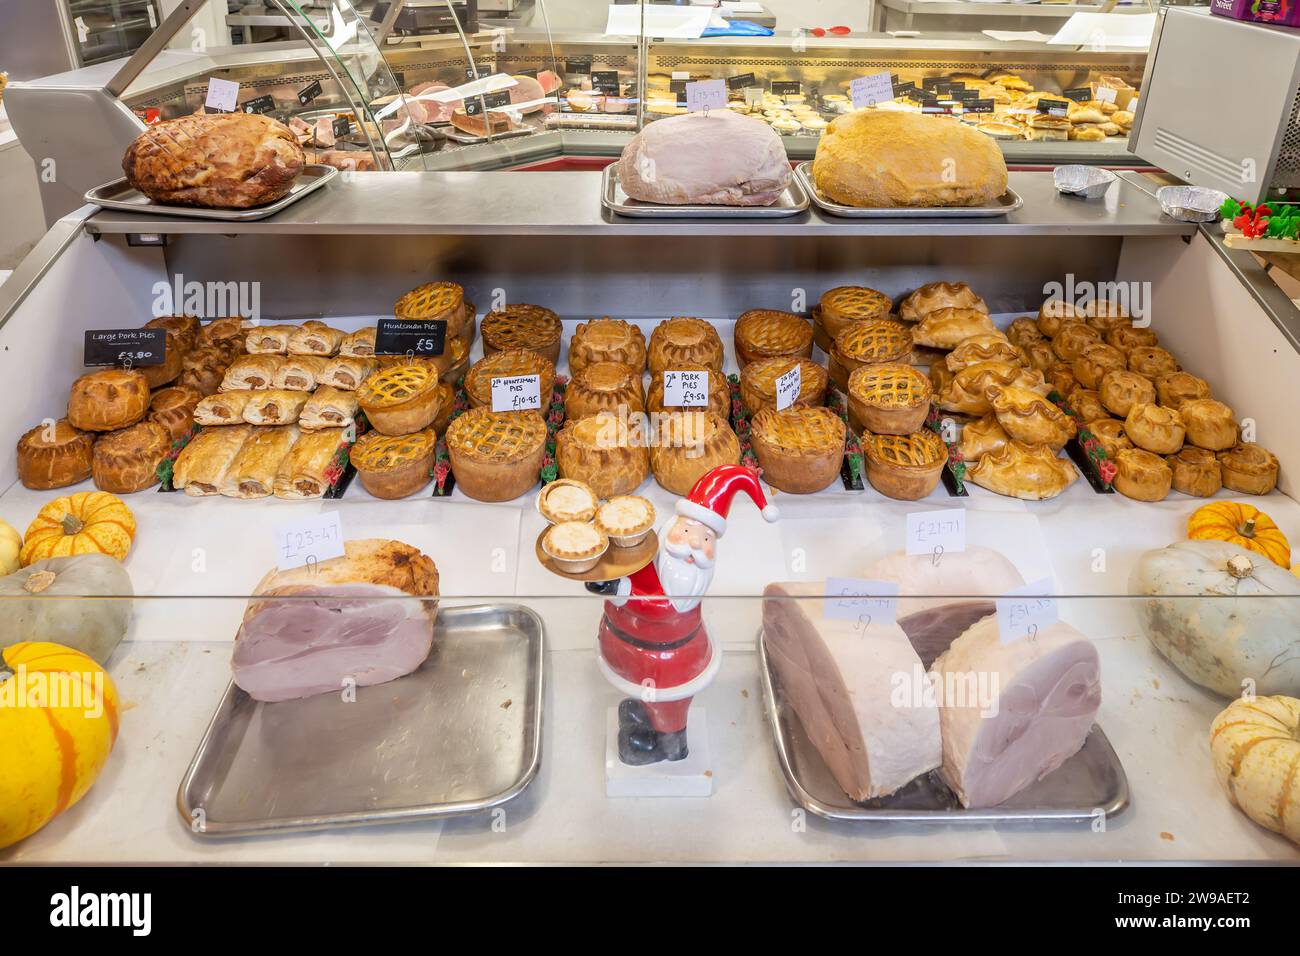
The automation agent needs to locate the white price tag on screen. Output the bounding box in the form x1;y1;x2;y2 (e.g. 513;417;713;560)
274;511;345;572
850;73;895;109
1095;86;1117;105
824;578;899;627
906;508;966;559
205;77;240;114
75;17;90;43
995;578;1059;644
662;370;709;407
774;364;802;411
743;87;764;107
147;4;157;28
672;71;691;80
686;79;728;113
491;374;542;412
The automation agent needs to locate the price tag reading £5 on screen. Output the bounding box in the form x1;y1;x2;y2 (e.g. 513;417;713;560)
662;370;709;407
824;578;899;627
774;364;802;411
906;508;966;560
491;374;542;412
995;578;1059;644
274;510;345;572
850;72;896;110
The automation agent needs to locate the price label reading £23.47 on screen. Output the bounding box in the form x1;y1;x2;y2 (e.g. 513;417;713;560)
774;364;802;411
995;578;1059;644
685;79;727;113
824;578;900;627
274;510;345;572
492;374;542;412
662;370;709;407
906;508;966;559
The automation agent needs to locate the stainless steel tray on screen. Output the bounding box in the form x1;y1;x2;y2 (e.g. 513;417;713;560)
85;164;338;222
794;162;1022;219
442;126;535;145
178;603;545;837
602;161;811;219
757;631;1129;823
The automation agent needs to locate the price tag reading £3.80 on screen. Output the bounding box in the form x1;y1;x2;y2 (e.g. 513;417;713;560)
274;510;345;572
662;370;709;407
492;374;542;412
774;364;802;411
824;578;899;627
995;578;1059;644
906;508;966;560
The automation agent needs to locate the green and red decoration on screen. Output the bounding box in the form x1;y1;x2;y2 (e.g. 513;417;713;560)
923;406;968;497
824;389;864;491
1049;390;1116;494
727;373;763;479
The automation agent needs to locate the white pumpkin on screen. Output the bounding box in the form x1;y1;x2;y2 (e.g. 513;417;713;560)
0;553;133;664
1210;695;1300;846
0;519;21;576
1130;540;1300;698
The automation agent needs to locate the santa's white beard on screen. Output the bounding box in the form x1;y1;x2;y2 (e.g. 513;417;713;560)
657;544;714;614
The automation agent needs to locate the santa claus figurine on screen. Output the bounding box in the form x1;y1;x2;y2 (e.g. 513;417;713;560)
588;465;778;765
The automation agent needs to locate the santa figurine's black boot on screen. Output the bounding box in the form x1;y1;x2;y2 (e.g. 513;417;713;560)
618;698;651;728
619;726;665;765
657;729;689;762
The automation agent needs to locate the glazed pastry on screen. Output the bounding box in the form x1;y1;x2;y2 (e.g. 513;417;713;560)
173;424;254;496
358;362;444;436
1156;371;1211;409
446;408;548;502
339;327;377;358
350;429;437;500
16;419;94;490
1128;346;1179;380
244;324;296;354
1072;342;1127;389
542;521;608;574
1006;317;1046;347
734;309;814;368
945;333;1025;372
739;357;828;414
1045;362;1079;396
92;421;170;494
749;405;846;494
1066;387;1108;425
565;361;644;421
830;319;912;390
911;307;997;350
1098;370;1155;418
394;280;469;333
555;412;651;499
299;385;360;430
929;361;955;397
221;354;286;390
144;314;198;363
273;427;351;499
68;369;150;432
220;425;300;499
1124;403;1185;455
464;349;557;415
898;282;987;323
1051;322;1101;362
595;495;657;547
569;317;647;374
1036;298;1082;338
967;440;1078;500
1022;340;1056;373
1217;443;1279;496
147;385;201;441
958;414;1010;462
481;305;563;366
272;355;330;391
1083;298;1130;331
137;319;187;388
1106;325;1158;353
991;386;1076;451
847;363;932;436
1180;398;1237;451
938;362;1048;417
195;317;246;351
817;286;892;345
861;429;947;501
537;479;599;524
287;321;344;357
242;389;308;426
416;331;473;383
1168;446;1222;498
195;390;255;426
648;361;730;419
319;355;377;391
178;346;232;396
648;317;725;375
1087;418;1131;459
1111;448;1172;502
649;411;740;496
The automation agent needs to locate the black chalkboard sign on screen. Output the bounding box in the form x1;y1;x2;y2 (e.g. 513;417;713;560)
84;329;167;368
374;319;447;357
297;80;322;106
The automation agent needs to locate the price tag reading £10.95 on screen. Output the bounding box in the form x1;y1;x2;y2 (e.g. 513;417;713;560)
774;364;802;411
662;370;709;407
824;578;899;627
995;578;1059;644
492;374;542;412
906;508;966;560
274;510;345;572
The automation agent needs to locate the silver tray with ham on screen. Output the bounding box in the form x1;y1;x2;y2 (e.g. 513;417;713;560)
602;161;811;219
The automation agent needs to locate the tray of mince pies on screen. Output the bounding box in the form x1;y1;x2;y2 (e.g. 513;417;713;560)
534;478;658;582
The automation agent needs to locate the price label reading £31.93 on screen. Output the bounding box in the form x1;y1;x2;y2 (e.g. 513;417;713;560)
824;578;900;627
905;508;966;559
662;370;709;407
995;578;1059;644
274;510;345;572
492;374;542;412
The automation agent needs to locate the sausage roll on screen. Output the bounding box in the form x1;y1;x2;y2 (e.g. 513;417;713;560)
242;389;309;426
221;354;286;391
273;427;349;499
195;389;256;426
172;424;254;496
287;321;345;357
219;425;300;499
244;324;297;354
300;385;360;430
339;327;377;358
319;355;377;391
271;354;330;391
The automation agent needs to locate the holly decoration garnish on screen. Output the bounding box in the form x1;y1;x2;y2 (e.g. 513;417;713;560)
1048;389;1114;489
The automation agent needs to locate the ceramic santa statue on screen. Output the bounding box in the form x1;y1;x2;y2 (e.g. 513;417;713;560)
588;465;778;765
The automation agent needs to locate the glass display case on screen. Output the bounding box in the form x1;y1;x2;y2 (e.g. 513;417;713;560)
63;0;166;67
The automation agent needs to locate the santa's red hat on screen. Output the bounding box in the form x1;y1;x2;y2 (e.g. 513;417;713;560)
675;464;778;537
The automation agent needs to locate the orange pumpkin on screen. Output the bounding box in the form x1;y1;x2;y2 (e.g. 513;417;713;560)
19;491;135;567
0;642;120;848
1187;501;1290;568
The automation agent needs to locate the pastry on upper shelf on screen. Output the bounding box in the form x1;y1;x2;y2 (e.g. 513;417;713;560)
92;421;170;494
740;357;828;414
648;361;730;419
830;319;911;390
1168;446;1222;498
1217;443;1279;496
144;314;202;354
847;363;932;436
816;286;892;348
1072;342;1127;389
648;317;725;375
1106;325;1158;353
221;354;285;390
958;414;1010;462
734;309;813;368
569;317;647;375
898;282;988;324
1155;371;1211;410
565;361;644;421
929;361;954;397
394;280;469;334
1111;448;1172;502
1022;340;1057;373
1066;387;1107;425
1180;398;1237;451
140;317;195;386
542;521;608;575
481;304;563;366
1124;403;1185;455
750;406;845;495
350;429;437;500
945;333;1025;372
68;369;150;432
242;389;308;427
1098;370;1155;419
1051;322;1102;363
966;440;1078;500
861;429;947;501
811;111;1007;208
595;495;657;548
937;362;1048;417
339;327;376;358
16;419;94;490
319;355;377;392
1083;297;1130;332
286;321;344;357
173;424;253;496
300;386;360;431
464;349;557;416
1045;362;1078;396
912;307;996;351
991;386;1076;451
220;425;300;499
1036;298;1083;338
537;478;599;525
272;427;350;500
178;346;232;396
358;362;445;437
244;324;297;355
1087;418;1131;459
1128;346;1179;380
446;408;548;503
1006;317;1046;347
147;384;201;441
649;411;740;496
272;354;330;392
196;317;246;352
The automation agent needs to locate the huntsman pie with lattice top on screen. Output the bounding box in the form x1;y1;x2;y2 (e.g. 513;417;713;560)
446;407;547;502
945;333;1026;372
734;309;813;368
465;349;557;415
648;317;725;375
569;318;647;374
377;331;473;382
648;361;730;419
861;428;947;501
481;304;563;366
351;428;437;499
394;280;467;329
740;357;828;414
991;386;1076;451
750;405;845;494
357;362;443;436
565;361;644;421
847;362;932;436
817;286;892;344
829;318;912;390
555;413;650;499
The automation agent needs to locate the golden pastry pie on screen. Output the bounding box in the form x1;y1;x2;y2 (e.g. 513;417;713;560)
220;425;300;499
68;369;150;433
740;357;828;414
929;362;955;397
648;317;725;375
92;421;169;494
350;429;436;499
648;362;730;419
749;405;845;494
146;314;201;354
898;282;987;323
242;389;308;426
1155;371;1211;410
319;355;377;391
358;362;443;436
958;414;1010;462
992;386;1076;451
221;354;285;391
569;317;647;374
556;412;651;498
244;324;296;354
1217;443;1279;496
911;308;998;350
136;323;185;389
542;521;609;574
147;385;201;441
1168;446;1222;498
734;309;814;368
339;327;376;358
196;317;246;352
394;280;466;328
565;361;644;421
464;349;557;416
446;408;548;502
178;346;231;396
1098;369;1155;418
1051;322;1102;362
1045;362;1079;396
173;424;253;496
1180;398;1237;451
847;363;932;436
1036;298;1083;338
595;495;657;547
1022;340;1056;373
967;440;1078;500
938;362;1048;417
861;429;947;501
272;427;350;500
649;411;740;496
818;286;892;343
1111;448;1172;502
16;419;94;490
1124;403;1185;455
300;386;360;431
537;478;599;524
272;355;330;391
1087;417;1131;459
1072;342;1127;389
1006;317;1047;347
1128;346;1179;380
830;319;912;389
1083;298;1130;331
1066;387;1108;425
481;304;563;366
1106;325;1158;353
945;333;1025;372
287;321;344;357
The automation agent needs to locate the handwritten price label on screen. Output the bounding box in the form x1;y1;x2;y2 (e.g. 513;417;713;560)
491;374;542;412
824;578;899;627
906;508;966;560
995;578;1059;644
850;73;895;109
663;370;709;407
774;364;802;411
274;511;345;571
685;79;727;113
205;77;240;113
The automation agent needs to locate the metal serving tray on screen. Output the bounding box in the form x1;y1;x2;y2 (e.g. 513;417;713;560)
85;164;338;222
602;161;811;219
178;603;545;837
794;162;1022;219
757;631;1129;823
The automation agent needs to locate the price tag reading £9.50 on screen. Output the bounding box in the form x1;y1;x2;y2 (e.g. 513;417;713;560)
685;79;728;113
995;578;1059;644
906;508;966;560
662;370;709;408
774;363;802;411
492;374;542;413
850;72;896;110
274;510;345;572
205;77;240;114
824;578;899;627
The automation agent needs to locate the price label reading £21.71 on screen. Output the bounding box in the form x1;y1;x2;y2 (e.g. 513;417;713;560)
824;578;900;627
274;510;345;572
492;374;542;412
906;508;966;558
774;364;802;411
662;370;709;407
995;578;1059;644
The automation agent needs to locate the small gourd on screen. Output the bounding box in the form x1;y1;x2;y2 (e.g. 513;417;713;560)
0;519;21;575
1210;695;1300;846
1187;501;1290;568
0;554;134;663
20;491;135;566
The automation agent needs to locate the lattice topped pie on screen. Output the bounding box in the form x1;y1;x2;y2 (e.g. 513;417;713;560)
734;309;814;367
740;357;828;413
464;349;557;413
649;317;725;375
861;429;947;500
847;362;933;436
394;281;465;324
350;429;437;499
357;362;443;436
834;318;912;366
749;405;846;494
481;304;563;365
820;286;892;325
446;407;547;502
